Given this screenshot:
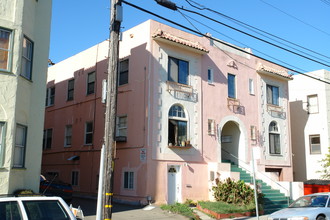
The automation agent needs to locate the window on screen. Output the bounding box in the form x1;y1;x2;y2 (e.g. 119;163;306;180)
23;200;70;219
310;135;321;154
267;85;279;106
67;79;74;101
65;125;72;147
84;122;93;145
0;201;22;219
43;129;52;149
269;121;281;155
0;122;5;166
71;171;79;186
124;171;134;189
168;105;188;146
168;57;189;85
45;86;55;106
208;119;215;135
208;68;214;84
119;59;129;86
0;28;12;71
251;126;257;140
116;116;127;141
87;72;95;95
228;73;236;98
21;36;33;80
308;95;319;114
249;79;255;95
14;124;27;168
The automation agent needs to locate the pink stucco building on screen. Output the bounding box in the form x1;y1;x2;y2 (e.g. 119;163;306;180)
42;20;294;207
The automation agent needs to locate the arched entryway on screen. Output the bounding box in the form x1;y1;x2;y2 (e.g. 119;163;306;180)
219;117;247;165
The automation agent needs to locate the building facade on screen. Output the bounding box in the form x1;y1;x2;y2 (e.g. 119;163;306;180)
42;20;293;204
289;69;330;181
0;0;52;194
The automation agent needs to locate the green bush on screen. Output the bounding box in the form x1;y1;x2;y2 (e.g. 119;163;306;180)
212;178;261;205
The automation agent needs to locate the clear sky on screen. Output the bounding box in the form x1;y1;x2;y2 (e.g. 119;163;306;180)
49;0;330;74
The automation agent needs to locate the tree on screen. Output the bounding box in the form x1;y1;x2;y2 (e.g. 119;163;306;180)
318;147;330;179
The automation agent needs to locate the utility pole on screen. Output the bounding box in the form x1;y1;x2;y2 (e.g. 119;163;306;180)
102;0;122;219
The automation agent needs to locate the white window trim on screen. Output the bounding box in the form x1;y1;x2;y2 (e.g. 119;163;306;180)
310;135;321;154
307;94;319;114
46;86;55;107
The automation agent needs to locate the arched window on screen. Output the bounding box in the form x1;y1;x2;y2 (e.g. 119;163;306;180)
269;121;280;155
168;105;187;147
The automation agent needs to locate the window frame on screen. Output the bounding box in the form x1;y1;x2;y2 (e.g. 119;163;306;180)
168;56;189;85
0;27;13;72
269;121;281;155
168;105;188;147
307;94;319;114
84;121;93;145
310;134;321;154
208;119;215;135
45;86;55;107
0;122;6;167
67;79;74;101
123;171;134;190
119;59;129;86
228;73;236;99
21;35;34;80
71;171;79;186
43;128;53;150
116;115;127;138
267;84;279;106
249;78;255;95
13;124;27;168
64;125;72;147
87;72;95;95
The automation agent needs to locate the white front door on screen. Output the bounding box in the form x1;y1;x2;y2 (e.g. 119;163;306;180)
167;165;181;204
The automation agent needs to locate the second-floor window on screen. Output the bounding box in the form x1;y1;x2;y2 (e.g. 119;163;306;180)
267;84;279;106
0;28;12;71
67;79;74;101
21;36;33;80
168;105;188;147
308;95;319;114
87;72;95;95
310;135;321;154
43;128;52;149
116;116;127;138
168;57;189;85
228;73;236;99
84;122;93;145
119;59;129;86
269;121;281;155
46;86;55;106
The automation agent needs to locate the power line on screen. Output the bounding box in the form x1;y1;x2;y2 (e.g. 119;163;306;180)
121;0;330;84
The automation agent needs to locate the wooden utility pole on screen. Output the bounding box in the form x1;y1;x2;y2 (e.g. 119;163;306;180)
102;0;122;219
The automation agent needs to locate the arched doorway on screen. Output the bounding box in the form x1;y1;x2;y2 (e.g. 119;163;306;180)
220;121;241;165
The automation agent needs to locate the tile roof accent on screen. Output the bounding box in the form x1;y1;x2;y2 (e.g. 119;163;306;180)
152;29;209;53
257;64;293;80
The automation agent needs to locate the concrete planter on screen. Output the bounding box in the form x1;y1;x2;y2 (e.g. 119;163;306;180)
197;204;262;219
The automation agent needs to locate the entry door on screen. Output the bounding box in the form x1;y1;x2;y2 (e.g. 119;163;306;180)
167;165;181;204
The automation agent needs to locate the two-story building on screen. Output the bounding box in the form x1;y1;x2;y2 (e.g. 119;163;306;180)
42;20;294;205
0;0;52;194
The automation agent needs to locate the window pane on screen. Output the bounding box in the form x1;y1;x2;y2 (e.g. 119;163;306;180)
23;200;69;219
0;201;22;220
168;57;189;85
119;60;129;85
87;72;95;94
0;29;10;70
310;135;321;154
21;37;33;79
67;79;74;101
228;74;236;98
272;86;279;105
178;60;188;84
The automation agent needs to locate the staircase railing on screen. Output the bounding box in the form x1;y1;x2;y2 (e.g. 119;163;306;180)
221;148;290;206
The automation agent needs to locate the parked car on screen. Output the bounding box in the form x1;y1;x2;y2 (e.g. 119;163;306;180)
268;192;330;220
39;175;73;202
0;196;77;220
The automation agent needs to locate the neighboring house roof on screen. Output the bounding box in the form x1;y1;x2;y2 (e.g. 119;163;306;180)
152;29;209;53
257;64;293;80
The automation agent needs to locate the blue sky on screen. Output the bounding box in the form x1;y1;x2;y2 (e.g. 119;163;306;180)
50;0;330;73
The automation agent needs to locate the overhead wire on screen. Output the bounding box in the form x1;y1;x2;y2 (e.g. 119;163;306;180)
121;0;330;84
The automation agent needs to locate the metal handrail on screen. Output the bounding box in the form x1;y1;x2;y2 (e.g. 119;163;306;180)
221;148;290;206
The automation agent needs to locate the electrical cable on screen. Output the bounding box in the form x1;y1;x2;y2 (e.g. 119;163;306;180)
121;0;330;84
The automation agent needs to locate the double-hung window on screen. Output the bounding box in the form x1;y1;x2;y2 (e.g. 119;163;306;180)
310;135;321;154
0;122;5;166
43;129;52;149
307;95;319;114
65;125;72;147
119;59;129;86
87;72;95;95
46;86;55;106
67;79;74;101
124;171;134;189
168;57;189;85
0;28;12;71
14;124;27;168
84;122;93;145
228;73;236;99
168;105;188;146
21;36;33;80
267;85;279;106
116;116;127;141
269;121;281;155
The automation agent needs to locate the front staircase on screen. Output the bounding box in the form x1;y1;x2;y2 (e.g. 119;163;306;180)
229;163;290;214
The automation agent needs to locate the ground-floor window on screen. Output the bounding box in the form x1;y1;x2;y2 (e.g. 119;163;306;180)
123;171;134;189
71;171;79;186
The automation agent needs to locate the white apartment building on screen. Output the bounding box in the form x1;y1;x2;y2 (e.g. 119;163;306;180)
0;0;52;194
